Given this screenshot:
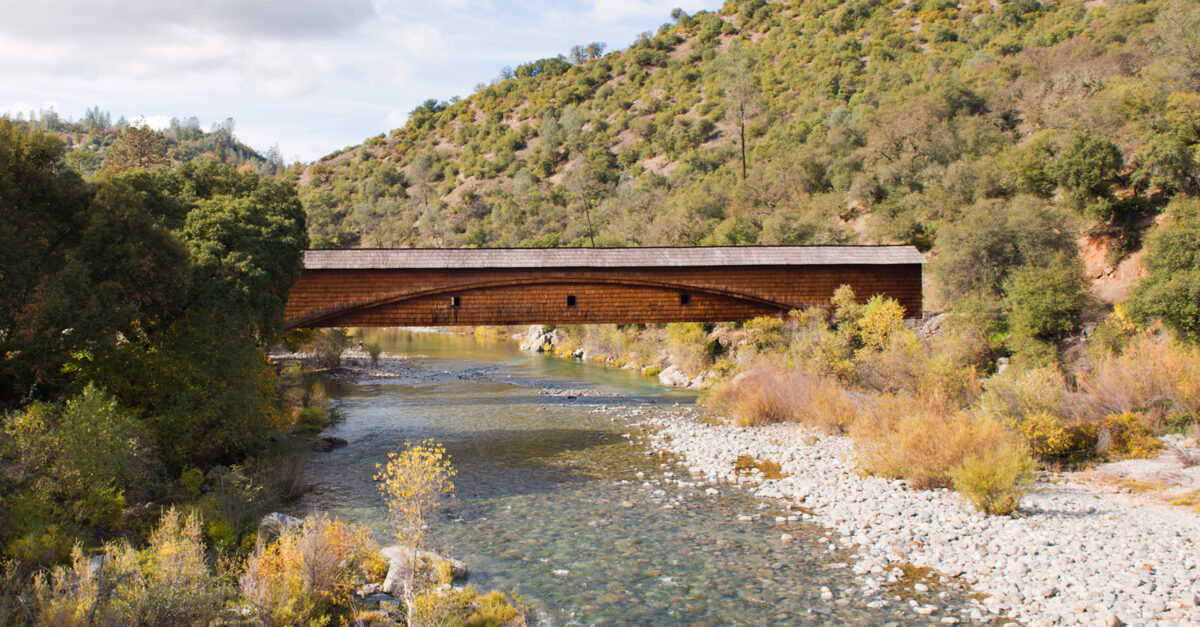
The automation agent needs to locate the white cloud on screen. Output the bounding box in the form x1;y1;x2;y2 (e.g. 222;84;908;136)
120;27;241;76
587;0;675;23
245;45;338;99
384;107;410;129
380;58;416;87
0;0;725;161
0;0;375;43
378;19;452;65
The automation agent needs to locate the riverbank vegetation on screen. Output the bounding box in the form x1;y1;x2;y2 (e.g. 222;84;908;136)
528;275;1198;515
0;121;526;624
0;118;310;620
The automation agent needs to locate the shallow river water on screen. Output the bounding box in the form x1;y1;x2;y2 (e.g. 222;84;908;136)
297;331;970;625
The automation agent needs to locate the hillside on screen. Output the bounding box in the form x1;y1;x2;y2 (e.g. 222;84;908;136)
299;0;1197;313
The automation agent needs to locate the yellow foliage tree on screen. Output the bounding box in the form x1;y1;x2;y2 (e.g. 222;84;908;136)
375;439;456;622
375;439;456;550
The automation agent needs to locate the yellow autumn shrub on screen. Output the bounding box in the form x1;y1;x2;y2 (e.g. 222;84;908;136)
951;442;1035;516
238;514;376;626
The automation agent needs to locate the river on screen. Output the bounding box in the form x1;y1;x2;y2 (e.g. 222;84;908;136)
296;330;968;625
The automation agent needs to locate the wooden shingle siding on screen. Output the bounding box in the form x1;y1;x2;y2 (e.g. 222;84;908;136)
284;248;924;328
302;246;926;269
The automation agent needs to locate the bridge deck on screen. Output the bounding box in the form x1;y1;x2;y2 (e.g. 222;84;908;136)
284;246;924;329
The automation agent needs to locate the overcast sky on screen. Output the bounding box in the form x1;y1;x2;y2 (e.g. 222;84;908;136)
0;0;719;162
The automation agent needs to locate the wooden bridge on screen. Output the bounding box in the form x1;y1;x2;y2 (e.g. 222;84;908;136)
282;246;925;329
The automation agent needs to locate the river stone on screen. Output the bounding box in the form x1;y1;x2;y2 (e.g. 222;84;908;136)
518;325;563;352
381;545;468;597
657;365;691;387
361;591;398;607
311;435;348;452
257;512;302;546
87;555;106;578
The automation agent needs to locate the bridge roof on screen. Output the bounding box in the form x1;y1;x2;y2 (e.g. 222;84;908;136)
303;246;924;270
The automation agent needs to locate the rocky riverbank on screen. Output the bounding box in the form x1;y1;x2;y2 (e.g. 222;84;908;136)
630;408;1200;626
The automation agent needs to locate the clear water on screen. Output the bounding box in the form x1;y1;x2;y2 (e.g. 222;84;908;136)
296;331;972;625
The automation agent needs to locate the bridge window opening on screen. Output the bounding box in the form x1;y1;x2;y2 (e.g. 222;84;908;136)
450;296;460;307
566;295;577;307
679;293;691;306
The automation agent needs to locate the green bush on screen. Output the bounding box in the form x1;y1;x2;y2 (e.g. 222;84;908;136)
365;341;383;365
314;328;351;369
1047;132;1123;217
297;406;328;434
931;196;1076;303
0;384;153;567
1003;254;1092;368
1129;198;1200;345
32;509;225;626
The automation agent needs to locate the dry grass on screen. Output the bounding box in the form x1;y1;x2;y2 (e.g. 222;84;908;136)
239;514;377;626
1118;477;1170;494
1079;334;1200;431
1169;490;1200;511
705;358;861;432
1174;447;1200;468
854;401;1029;491
735;454;788;479
853;403;975;489
856;330;983;411
976;367;1080;424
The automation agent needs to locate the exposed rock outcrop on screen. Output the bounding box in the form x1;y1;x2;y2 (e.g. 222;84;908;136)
380;545;469;598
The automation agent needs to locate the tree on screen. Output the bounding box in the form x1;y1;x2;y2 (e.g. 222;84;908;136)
584;41;607;60
1156;0;1200;90
375;440;455;624
180;174;308;339
931;196;1077;304
1048;132;1123;220
107;123;168;172
568;44;587;65
565;149;619;246
538;115;562;163
1130;197;1200;345
720;43;761;180
75;162;307;468
1004;255;1092;367
0;122;187;402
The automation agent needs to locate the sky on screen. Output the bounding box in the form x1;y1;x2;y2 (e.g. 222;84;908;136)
0;0;721;163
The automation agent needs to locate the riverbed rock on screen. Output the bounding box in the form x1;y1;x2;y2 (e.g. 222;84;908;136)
311;434;348;452
519;325;564;352
657;365;691;387
641;410;1200;626
360;591;399;607
87;555;106;578
380;545;468;597
257;512;302;545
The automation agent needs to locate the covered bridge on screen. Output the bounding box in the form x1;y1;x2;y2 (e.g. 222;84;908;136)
283;246;925;329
